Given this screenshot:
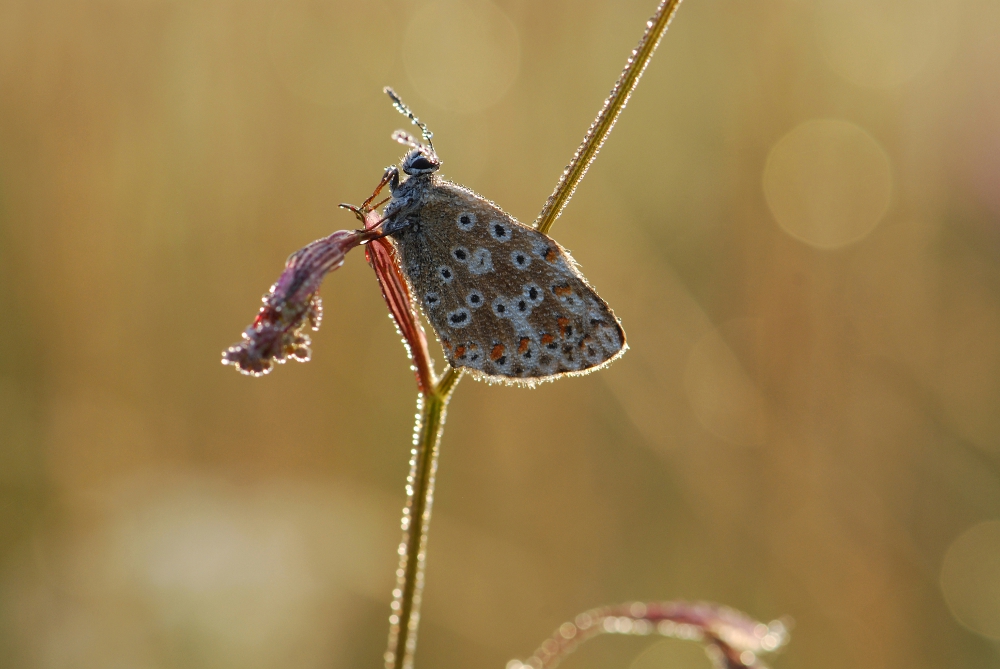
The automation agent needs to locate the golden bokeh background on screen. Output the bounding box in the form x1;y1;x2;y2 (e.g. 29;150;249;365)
1;0;999;668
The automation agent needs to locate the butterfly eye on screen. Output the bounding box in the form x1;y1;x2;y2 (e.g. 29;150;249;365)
402;149;440;175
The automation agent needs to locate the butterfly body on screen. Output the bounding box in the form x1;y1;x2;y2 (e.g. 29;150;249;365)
375;88;625;385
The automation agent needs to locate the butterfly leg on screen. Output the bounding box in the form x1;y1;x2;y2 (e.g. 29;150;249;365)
384;165;401;195
357;167;397;210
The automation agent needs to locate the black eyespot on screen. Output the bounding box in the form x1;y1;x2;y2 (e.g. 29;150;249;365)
497;304;506;313
517;300;527;312
490;221;511;242
457;213;476;231
446;308;472;329
529;288;538;300
466;289;484;309
496;356;506;365
440;267;452;280
454;249;467;260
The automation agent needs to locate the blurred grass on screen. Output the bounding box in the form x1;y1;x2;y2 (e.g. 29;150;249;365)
1;1;1000;668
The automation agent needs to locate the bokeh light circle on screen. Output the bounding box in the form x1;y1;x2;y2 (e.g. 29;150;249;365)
816;0;943;89
940;520;1000;639
402;0;520;112
268;1;394;107
763;119;892;250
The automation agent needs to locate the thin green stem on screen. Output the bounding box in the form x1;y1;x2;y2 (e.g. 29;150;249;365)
385;367;463;669
535;0;684;235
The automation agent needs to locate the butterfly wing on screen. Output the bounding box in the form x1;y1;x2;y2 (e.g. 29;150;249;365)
390;179;626;385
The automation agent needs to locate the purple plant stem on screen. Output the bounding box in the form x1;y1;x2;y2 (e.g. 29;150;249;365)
508;601;789;669
507;602;788;669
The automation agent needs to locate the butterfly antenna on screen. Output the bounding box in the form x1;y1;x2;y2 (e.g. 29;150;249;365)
384;87;434;152
391;130;422;150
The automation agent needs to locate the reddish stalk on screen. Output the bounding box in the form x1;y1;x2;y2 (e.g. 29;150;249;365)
344;201;462;669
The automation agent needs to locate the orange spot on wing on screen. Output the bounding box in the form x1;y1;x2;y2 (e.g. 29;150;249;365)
541;333;554;346
545;248;559;262
518;338;530;354
553;285;572;297
455;345;466;358
490;344;505;361
557;318;571;337
442;338;452;350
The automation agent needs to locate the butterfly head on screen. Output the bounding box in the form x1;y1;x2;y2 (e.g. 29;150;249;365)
401;146;440;176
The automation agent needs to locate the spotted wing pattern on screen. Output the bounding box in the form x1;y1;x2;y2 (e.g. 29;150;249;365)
389;179;625;385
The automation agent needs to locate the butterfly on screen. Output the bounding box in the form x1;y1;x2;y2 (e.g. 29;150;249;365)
376;89;626;386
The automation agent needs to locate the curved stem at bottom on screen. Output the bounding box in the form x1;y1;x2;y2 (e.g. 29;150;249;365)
385;366;463;669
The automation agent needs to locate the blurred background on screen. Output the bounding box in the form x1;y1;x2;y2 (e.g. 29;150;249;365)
1;0;999;668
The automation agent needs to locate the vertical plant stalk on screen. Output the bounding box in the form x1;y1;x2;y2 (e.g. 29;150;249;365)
385;366;461;669
346;204;464;669
534;0;684;235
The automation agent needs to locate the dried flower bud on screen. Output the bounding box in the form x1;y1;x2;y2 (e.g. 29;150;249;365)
223;229;371;376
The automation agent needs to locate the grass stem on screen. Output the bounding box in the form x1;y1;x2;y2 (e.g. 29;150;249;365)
535;0;684;235
385;367;462;669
